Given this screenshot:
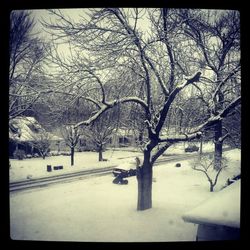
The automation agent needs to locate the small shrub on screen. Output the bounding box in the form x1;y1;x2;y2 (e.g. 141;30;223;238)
192;155;227;192
13;149;26;160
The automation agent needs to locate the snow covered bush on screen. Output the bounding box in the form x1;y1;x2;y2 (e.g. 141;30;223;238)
13;149;26;160
192;155;227;192
29;132;51;159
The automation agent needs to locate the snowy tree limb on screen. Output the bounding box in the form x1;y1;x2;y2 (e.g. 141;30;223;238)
191;96;241;133
151;142;172;165
155;71;202;135
159;131;202;144
150;94;239;163
212;64;241;103
74;96;148;128
217;133;230;143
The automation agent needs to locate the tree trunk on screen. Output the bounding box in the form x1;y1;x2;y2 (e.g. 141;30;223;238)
137;152;153;211
214;121;223;170
214;83;224;170
98;144;103;161
71;147;74;166
199;136;203;158
138;130;143;145
39;149;46;159
57;142;60;154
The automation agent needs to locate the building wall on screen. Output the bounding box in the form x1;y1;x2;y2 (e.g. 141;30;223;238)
196;224;240;241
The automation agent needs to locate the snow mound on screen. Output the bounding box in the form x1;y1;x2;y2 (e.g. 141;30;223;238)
182;180;240;228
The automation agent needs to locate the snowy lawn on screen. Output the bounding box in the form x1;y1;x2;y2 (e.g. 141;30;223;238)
10;148;240;242
9;142;225;183
9;149;143;182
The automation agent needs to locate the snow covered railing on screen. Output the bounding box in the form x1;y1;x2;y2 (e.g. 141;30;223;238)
182;180;240;241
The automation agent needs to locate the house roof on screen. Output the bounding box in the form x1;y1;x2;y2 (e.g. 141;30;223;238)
182;180;240;228
9;116;62;142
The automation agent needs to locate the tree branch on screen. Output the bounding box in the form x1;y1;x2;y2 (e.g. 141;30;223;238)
151;142;172;165
159;131;202;144
191;96;241;133
74;96;148;128
212;64;241;103
155;71;202;135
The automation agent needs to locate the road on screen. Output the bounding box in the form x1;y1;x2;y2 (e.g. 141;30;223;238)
9;149;231;192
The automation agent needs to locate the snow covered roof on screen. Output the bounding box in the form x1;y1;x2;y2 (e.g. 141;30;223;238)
9;117;63;142
182;180;240;228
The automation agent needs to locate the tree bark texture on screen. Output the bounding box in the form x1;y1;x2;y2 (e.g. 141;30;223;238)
199;137;203;156
71;147;74;166
137;151;153;211
98;145;103;161
214;120;223;170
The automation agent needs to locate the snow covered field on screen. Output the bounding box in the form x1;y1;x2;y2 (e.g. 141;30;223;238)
9;144;240;242
9;142;225;183
9;148;143;182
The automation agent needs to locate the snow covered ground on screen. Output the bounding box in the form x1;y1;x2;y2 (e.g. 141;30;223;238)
9;142;227;183
9;148;143;182
9;143;240;242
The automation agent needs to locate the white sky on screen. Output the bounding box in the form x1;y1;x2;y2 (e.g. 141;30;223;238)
30;8;152;40
25;9;238;82
28;8;154;77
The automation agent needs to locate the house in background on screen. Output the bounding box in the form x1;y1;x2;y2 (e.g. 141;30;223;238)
78;128;141;152
110;128;137;148
9;116;63;158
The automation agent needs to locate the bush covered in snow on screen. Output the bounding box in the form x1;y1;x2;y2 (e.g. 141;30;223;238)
13;149;26;160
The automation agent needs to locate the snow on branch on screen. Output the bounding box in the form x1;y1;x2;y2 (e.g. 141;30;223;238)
118;96;148;110
191;96;241;133
85;70;106;104
155;71;202;134
212;65;241;102
218;133;230;143
74;96;148;129
74;105;108;128
151;130;203;165
159;131;202;144
151;142;172;165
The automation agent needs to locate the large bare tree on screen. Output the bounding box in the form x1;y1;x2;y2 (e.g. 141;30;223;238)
42;8;241;210
179;9;241;169
9;10;49;120
82;107;119;161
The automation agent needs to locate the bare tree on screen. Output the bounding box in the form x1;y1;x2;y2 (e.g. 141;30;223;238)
82;108;119;161
179;9;241;169
193;155;227;192
9;10;49;120
42;8;241;211
61;125;80;166
29;131;51;159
